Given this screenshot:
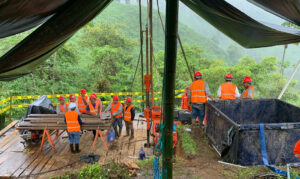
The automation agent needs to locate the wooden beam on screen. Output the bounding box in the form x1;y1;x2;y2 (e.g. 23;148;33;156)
0;120;18;136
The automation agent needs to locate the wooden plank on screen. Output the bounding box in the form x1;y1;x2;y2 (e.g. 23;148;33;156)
0;130;18;149
0;121;18;137
0;137;19;154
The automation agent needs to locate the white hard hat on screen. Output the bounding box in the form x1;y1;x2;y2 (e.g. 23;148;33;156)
68;102;76;110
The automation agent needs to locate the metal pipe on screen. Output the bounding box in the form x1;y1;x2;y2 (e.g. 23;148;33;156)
278;60;300;99
149;0;154;107
139;0;144;110
162;0;179;178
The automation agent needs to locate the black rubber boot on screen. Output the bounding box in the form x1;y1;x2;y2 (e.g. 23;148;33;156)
130;129;134;140
75;144;81;153
70;144;75;153
124;128;129;137
119;127;122;137
114;127;119;138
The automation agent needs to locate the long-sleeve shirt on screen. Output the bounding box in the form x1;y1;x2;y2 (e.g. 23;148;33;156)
242;88;254;99
124;105;135;121
56;104;68;114
187;81;212;105
217;85;240;98
86;103;101;112
104;102;123;117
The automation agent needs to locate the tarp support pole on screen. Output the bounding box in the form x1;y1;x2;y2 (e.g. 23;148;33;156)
162;0;179;178
278;60;300;99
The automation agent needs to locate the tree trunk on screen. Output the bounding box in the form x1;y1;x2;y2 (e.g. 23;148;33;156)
279;44;288;75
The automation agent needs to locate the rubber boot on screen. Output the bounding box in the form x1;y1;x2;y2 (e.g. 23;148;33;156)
118;127;122;137
70;144;75;153
75;144;81;153
124;127;129;137
130;129;134;140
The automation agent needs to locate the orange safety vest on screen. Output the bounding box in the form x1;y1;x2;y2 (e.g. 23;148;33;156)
78;96;88;113
294;140;300;159
181;93;191;111
190;80;207;103
243;86;254;99
112;102;123;118
220;83;236;100
124;104;133;122
88;102;99;115
59;104;67;113
65;111;80;132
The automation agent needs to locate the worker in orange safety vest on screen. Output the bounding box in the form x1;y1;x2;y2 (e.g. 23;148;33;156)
188;72;214;125
56;96;68;114
91;92;102;117
65;103;82;153
181;86;192;111
67;94;80;113
242;77;254;99
123;97;135;139
105;96;123;138
217;73;240;100
86;95;101;139
77;89;89;113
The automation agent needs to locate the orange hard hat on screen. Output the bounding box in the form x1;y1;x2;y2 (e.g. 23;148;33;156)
58;96;64;101
194;72;202;78
90;95;96;99
69;94;75;99
243;76;252;83
126;97;132;103
92;93;97;97
225;73;233;79
113;96;119;101
185;86;189;91
80;89;86;94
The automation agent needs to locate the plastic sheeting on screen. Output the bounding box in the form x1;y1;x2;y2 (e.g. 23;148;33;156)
180;0;300;48
26;95;56;116
0;0;70;38
206;99;300;166
0;0;112;80
248;0;300;26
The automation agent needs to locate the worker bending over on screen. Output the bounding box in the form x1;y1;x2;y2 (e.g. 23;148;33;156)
181;86;191;111
105;96;123;138
77;89;89;113
67;94;80;113
188;72;214;125
242;77;254;99
65;103;82;153
217;73;240;100
124;97;135;139
57;96;67;114
92;93;103;116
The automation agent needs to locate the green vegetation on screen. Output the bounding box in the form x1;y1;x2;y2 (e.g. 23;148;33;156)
0;1;299;127
176;125;197;156
53;162;129;179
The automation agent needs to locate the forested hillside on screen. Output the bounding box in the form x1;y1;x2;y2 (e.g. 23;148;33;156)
0;1;299;122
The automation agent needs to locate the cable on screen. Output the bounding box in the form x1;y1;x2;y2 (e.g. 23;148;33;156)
156;0;194;82
129;52;141;92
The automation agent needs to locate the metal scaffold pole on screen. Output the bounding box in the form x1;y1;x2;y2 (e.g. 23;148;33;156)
162;0;179;178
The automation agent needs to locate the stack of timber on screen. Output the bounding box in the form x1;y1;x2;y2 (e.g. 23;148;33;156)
17;113;112;130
